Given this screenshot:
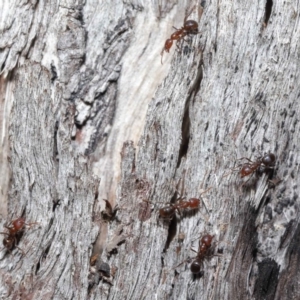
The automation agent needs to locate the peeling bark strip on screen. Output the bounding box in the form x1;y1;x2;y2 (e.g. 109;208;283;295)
0;0;300;299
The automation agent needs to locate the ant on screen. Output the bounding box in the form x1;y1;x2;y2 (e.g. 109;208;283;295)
173;234;215;274
161;13;199;64
143;171;210;220
0;217;38;254
159;197;203;220
224;152;276;183
159;175;211;220
190;234;214;274
238;152;276;178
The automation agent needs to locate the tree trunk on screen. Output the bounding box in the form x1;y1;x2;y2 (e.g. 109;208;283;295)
0;1;299;299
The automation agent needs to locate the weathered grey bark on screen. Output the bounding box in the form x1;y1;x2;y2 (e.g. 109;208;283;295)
0;0;300;299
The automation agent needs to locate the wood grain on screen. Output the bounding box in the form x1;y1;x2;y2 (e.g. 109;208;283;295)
0;0;300;299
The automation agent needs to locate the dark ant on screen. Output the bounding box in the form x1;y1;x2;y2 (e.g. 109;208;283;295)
190;234;214;274
161;15;199;64
0;217;38;254
238;153;276;178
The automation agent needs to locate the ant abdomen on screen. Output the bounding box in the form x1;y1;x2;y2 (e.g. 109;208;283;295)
190;260;201;274
12;218;26;232
163;39;173;53
3;236;14;250
261;153;276;166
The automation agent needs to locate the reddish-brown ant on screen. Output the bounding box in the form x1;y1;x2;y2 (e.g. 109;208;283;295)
159;197;200;220
161;15;199;64
224;152;276;182
0;217;38;254
173;234;215;274
190;234;214;274
238;153;276;178
143;171;210;220
159;188;211;220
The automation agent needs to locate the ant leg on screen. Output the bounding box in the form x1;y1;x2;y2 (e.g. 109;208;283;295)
222;169;235;178
5;220;14;227
0;232;10;236
175;41;181;52
236;157;255;163
268;176;282;187
191;233;213;244
222;157;247;178
160;49;165;65
178;39;185;52
0;246;12;256
200;187;212;196
24;221;39;229
172;255;196;270
172;259;187;270
190;247;198;254
156;212;161;224
15;245;26;257
3;224;13;231
176;37;190;52
206;251;223;259
142;199;151;204
199;187;212;215
201;197;209;215
176;170;186;198
143;199;173;207
240;172;255;187
184;5;196;22
169;173;185;204
175;207;183;219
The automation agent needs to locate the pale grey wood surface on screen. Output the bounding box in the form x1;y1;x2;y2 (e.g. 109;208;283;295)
0;0;300;299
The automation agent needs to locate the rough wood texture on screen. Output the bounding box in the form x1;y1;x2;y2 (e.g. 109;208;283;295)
0;0;300;299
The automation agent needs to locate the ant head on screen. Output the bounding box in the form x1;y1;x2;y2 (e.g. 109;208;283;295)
159;206;175;220
188;198;200;209
13;218;25;230
201;234;214;246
